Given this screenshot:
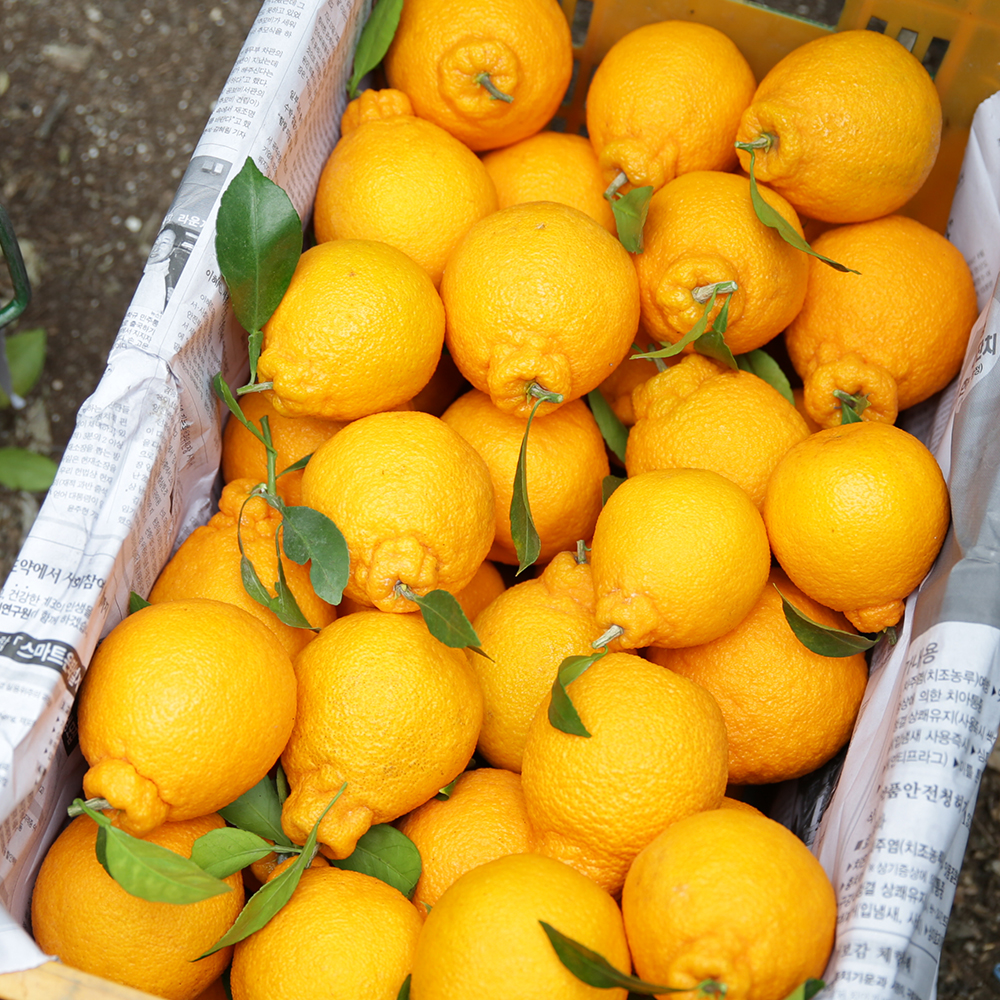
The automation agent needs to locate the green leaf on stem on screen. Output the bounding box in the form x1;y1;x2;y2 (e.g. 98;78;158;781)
201;785;346;957
190;827;279;879
215;158;302;381
778;587;879;656
280;504;350;605
398;585;489;657
276;762;290;805
609;185;654;254
631;285;732;362
218;774;293;848
693;293;737;370
0;448;57;491
347;0;404;99
782;980;826;1000
602;475;626;505
736;349;795;405
0;327;46;407
834;389;868;424
397;975;411;1000
73;800;233;905
736;142;858;274
548;651;605;737
128;592;151;615
213;374;265;444
586;389;628;464
329;824;422;899
541;921;723;994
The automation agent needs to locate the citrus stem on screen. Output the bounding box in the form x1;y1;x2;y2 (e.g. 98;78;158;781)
735;134;774;153
692;280;738;304
592;624;624;649
237;381;274;395
394;581;418;602
603;170;629;202
575;539;589;565
474;72;513;103
526;381;564;406
67;797;112;817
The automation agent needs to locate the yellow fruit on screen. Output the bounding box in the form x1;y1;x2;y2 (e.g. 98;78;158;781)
340;87;413;134
441;201;640;419
280;611;483;858
482;131;616;232
596;345;664;428
470;550;615;772
453;558;507;624
735;30;942;223
257;240;445;421
586;21;756;193
521;651;728;894
383;0;573;152
633;171;809;355
763;421;951;632
622;809;836;1000
313;112;497;287
590;469;771;649
718;795;765;817
31;813;244;1000
149;479;335;658
625;355;810;508
409;853;631;1000
221;390;344;507
648;567;869;784
784;215;979;423
300;410;495;613
441;389;609;565
79;599;297;835
396;767;535;911
230;867;422;1000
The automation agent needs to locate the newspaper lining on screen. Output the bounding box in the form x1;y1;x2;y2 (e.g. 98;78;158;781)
0;4;998;996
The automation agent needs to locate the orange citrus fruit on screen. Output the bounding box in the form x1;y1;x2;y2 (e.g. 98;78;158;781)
396;767;535;912
648;567;869;784
31;813;244;1000
383;0;573;152
409;853;631;1000
585;21;756;194
482;131;616;232
280;610;483;858
521;650;728;894
763;421;951;632
590;469;771;649
622;809;836;1000
300;410;495;613
735;29;942;223
633;170;809;355
784;215;979;424
230;866;422;1000
625;354;810;508
149;478;335;658
78;599;296;835
257;239;445;421
441;388;609;565
441;201;640;419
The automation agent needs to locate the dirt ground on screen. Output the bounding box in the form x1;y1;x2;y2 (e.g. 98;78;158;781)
1;1;998;996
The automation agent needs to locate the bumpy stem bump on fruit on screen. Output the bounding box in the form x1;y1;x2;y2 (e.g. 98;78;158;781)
592;624;624;649
526;381;564;406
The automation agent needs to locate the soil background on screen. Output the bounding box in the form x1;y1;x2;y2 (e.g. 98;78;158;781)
1;1;999;996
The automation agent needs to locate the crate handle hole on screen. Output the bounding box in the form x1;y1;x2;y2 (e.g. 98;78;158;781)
896;27;919;51
922;36;950;78
570;0;594;47
866;16;889;33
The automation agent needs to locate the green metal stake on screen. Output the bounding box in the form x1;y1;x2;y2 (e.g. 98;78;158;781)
0;203;32;408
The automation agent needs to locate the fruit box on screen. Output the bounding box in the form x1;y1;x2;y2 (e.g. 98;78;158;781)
1;1;999;998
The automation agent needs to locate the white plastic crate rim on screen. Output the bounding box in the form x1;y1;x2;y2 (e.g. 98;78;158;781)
2;2;1000;998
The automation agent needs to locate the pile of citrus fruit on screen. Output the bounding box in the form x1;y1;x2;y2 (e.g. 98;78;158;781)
29;1;977;998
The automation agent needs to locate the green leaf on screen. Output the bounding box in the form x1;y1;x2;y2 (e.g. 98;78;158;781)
128;592;151;614
548;651;605;737
403;586;488;656
218;774;293;847
511;391;558;575
540;922;719;994
396;975;411;1000
215;158;302;369
631;286;728;362
347;0;404;99
280;504;350;605
736;349;794;405
190;827;278;879
586;389;628;464
609;186;654;254
602;475;626;505
276;762;290;805
329;824;422;899
777;587;879;656
736;143;859;274
0;448;57;491
73;800;233;905
0;327;46;406
693;294;737;370
833;389;868;424
435;777;457;801
782;981;826;1000
201;785;345;957
279;453;313;476
213;373;266;445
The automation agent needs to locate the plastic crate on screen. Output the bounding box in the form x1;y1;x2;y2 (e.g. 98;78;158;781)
1;0;999;997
